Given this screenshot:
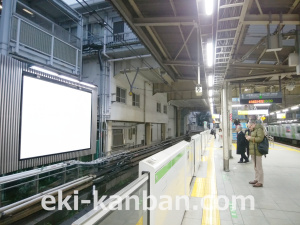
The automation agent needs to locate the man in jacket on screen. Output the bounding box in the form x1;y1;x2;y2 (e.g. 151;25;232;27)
246;120;264;187
236;126;248;163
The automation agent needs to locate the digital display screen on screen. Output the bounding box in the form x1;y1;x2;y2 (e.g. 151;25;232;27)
20;75;92;159
240;98;282;104
248;100;274;104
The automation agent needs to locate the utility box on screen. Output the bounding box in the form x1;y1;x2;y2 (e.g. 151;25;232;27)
289;53;299;66
266;34;282;52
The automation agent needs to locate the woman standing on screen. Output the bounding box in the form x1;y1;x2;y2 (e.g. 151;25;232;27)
246;120;265;187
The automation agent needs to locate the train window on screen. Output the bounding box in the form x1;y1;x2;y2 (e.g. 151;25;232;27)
298;126;300;133
286;126;291;133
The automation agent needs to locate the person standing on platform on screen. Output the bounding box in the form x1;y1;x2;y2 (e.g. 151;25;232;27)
244;123;251;158
236;125;248;163
246;120;264;187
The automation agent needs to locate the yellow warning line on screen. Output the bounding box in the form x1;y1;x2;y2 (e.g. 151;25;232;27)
136;216;143;225
201;143;220;225
273;143;300;153
191;139;220;225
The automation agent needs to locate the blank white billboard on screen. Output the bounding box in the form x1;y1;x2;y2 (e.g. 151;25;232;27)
20;75;92;159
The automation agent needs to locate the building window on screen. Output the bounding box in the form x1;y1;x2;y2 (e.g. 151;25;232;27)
113;21;124;42
157;103;161;113
116;87;126;103
132;93;140;107
163;105;167;114
113;129;123;147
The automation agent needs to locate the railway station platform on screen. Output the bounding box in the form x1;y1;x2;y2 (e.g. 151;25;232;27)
181;139;300;225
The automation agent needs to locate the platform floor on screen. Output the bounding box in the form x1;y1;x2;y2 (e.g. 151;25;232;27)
181;138;300;225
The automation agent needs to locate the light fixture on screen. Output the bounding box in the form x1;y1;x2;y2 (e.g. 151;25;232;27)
60;75;80;83
232;104;242;107
29;66;95;88
208;89;213;97
270;112;275;115
206;42;213;67
254;104;271;107
29;66;59;76
282;109;289;112
276;111;281;114
209;98;213;103
208;75;214;87
80;82;96;88
23;8;34;16
0;5;2;10
205;0;213;15
291;106;299;110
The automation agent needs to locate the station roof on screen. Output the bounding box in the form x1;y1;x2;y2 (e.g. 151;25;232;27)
109;0;300;112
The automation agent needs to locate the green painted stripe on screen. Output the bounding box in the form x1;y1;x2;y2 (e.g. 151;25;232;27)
155;150;185;183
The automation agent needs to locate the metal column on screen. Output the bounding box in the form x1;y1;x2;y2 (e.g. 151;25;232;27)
222;82;230;171
228;84;233;159
0;0;15;55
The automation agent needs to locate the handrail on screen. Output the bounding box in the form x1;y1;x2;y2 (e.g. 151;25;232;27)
72;173;149;225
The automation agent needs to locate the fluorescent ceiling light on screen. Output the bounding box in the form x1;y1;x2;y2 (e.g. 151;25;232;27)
206;42;213;67
254;104;271;107
23;8;34;16
208;75;214;87
270;112;275;115
209;98;213;103
205;0;213;15
276;111;281;114
30;66;59;76
208;89;213;97
291;106;299;110
0;5;2;10
282;109;289;112
232;104;242;107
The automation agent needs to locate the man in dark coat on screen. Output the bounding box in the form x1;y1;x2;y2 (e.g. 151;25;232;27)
236;125;249;163
244;123;251;158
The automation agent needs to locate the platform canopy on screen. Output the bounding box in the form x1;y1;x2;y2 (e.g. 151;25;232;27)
109;0;300;111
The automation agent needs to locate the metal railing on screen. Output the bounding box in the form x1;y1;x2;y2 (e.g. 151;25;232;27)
83;32;140;48
0;161;95;208
73;173;150;225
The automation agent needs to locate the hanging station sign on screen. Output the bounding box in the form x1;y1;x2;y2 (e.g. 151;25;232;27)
240;92;282;104
238;110;269;115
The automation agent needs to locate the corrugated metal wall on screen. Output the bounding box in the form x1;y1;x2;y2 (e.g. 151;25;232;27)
0;55;96;175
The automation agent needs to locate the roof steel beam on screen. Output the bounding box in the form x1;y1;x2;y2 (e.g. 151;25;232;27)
163;60;198;66
133;17;197;26
219;3;244;9
244;14;300;25
225;72;295;81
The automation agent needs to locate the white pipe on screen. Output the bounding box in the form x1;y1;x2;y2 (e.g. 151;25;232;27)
108;54;152;62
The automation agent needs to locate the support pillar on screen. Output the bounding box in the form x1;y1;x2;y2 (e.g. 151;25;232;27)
146;123;152;145
176;107;181;137
107;121;112;153
222;82;230;172
0;0;15;55
161;123;167;141
228;84;233;159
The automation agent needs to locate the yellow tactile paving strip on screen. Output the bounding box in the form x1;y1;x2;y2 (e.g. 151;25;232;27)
191;140;220;225
233;142;300;153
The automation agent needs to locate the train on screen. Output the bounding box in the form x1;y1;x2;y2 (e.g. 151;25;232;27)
267;123;300;145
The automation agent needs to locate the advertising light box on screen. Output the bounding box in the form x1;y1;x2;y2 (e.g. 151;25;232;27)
277;113;286;119
20;75;92;159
